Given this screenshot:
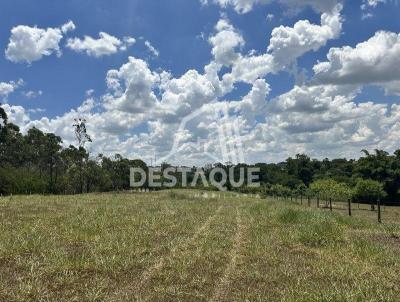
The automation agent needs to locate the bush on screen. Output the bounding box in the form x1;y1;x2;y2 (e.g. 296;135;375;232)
0;166;47;195
353;178;386;204
310;179;353;201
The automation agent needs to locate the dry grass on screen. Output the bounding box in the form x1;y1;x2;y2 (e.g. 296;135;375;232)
0;191;399;301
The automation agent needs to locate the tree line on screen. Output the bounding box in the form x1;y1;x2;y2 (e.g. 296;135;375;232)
254;151;399;205
0;106;148;195
1;104;399;204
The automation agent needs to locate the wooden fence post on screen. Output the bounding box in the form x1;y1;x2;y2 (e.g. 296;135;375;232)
308;197;311;207
378;199;382;223
329;198;333;212
317;197;320;208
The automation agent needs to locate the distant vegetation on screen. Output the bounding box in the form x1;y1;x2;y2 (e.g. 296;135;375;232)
1;105;400;204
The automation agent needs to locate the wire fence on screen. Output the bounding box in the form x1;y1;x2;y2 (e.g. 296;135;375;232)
269;195;400;225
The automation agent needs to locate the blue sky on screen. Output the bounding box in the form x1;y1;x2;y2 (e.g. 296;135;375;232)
1;0;400;164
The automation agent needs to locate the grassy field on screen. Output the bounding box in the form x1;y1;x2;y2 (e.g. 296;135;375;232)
0;191;399;302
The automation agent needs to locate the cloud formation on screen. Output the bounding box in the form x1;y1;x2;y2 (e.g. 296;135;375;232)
209;19;245;66
5;21;75;63
4;3;400;165
0;79;24;99
22;90;43;99
200;0;341;14
144;40;160;57
268;5;342;68
66;33;135;57
313;31;400;95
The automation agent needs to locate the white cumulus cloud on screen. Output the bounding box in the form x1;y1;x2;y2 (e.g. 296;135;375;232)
5;21;75;64
66;32;136;57
209;18;245;66
61;21;76;34
0;79;24;99
313;31;400;95
104;56;160;113
268;5;342;69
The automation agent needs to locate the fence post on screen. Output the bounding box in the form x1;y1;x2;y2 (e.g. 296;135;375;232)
378;199;382;223
348;199;352;217
317;197;320;208
308;197;311;207
329;198;332;212
301;195;303;205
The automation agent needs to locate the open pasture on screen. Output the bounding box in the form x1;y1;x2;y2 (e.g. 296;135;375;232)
0;191;399;302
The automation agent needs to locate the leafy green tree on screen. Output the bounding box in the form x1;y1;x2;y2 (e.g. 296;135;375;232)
355;149;394;200
353;178;387;210
0;104;7;128
296;183;307;198
286;154;314;186
310;179;353;206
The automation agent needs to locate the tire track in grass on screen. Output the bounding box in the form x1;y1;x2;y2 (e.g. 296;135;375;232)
138;205;223;300
112;204;223;302
209;206;246;302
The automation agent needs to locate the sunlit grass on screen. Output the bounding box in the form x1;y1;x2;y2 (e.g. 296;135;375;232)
0;191;399;301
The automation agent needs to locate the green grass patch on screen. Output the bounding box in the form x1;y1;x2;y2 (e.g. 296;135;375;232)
277;207;304;224
297;214;345;247
0;192;399;301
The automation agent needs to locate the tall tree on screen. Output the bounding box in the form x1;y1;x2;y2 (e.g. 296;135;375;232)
73;118;92;194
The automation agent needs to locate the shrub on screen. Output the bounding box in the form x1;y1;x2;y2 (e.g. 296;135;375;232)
353;178;386;204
